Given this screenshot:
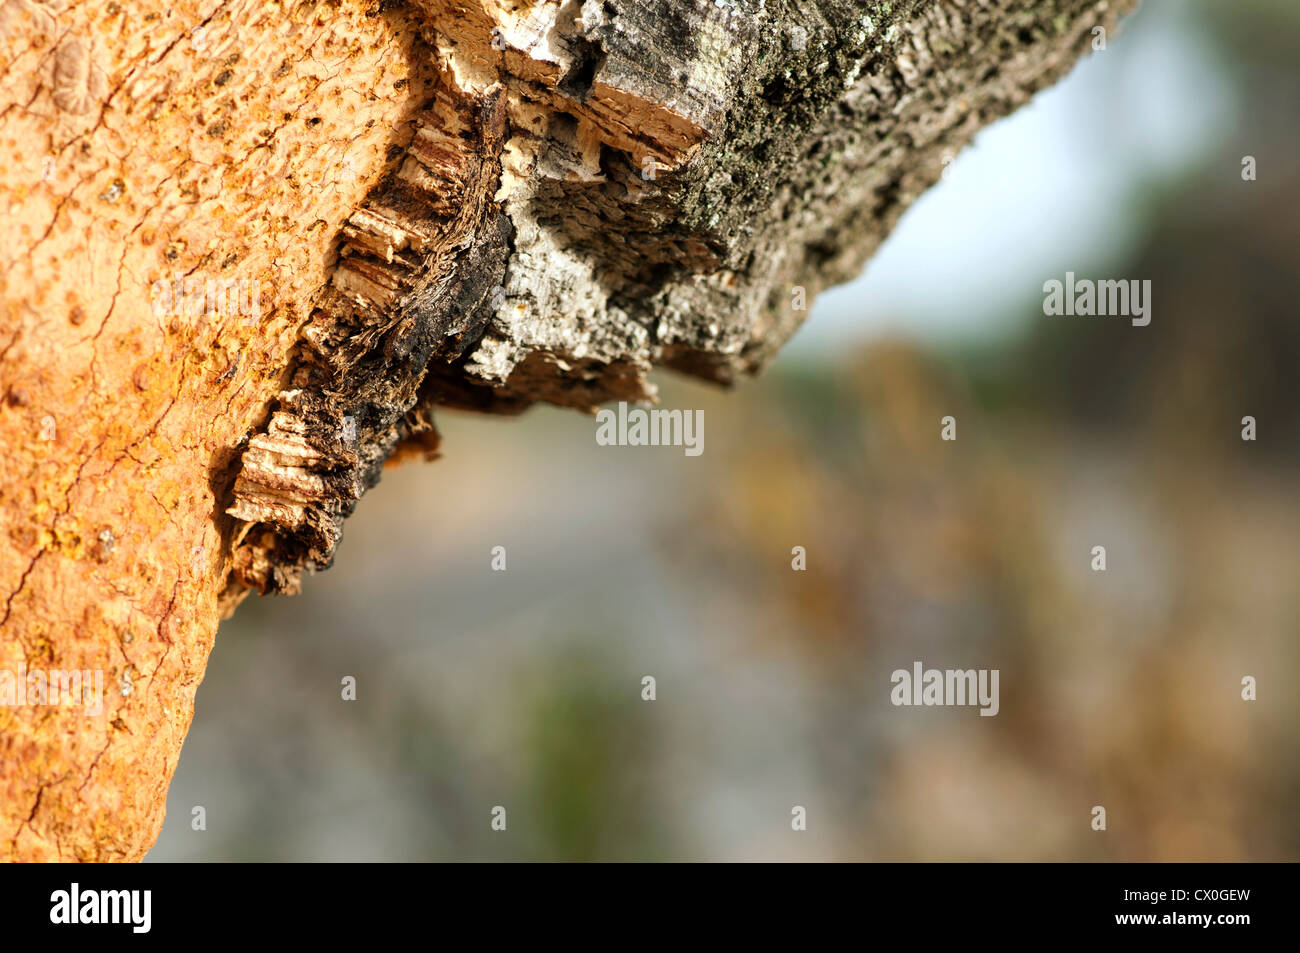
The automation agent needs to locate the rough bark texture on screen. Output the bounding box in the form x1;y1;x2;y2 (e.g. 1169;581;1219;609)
0;0;1134;860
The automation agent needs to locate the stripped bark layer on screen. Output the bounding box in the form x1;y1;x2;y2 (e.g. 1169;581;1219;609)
0;0;1135;860
227;80;511;596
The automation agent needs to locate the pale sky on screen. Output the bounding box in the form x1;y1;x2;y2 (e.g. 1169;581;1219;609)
786;0;1234;355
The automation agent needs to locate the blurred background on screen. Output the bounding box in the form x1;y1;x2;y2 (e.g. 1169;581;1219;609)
150;0;1300;861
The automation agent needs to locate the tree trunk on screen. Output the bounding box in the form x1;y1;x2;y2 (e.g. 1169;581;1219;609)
0;0;1134;860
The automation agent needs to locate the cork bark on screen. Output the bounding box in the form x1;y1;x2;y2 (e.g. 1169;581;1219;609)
0;0;1134;860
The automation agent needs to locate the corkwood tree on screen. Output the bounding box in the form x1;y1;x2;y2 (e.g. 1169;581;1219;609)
0;0;1133;860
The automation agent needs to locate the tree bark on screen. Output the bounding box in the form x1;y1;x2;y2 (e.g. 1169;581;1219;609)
0;0;1134;860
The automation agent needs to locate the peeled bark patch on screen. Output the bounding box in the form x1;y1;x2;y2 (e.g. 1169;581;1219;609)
0;0;1134;860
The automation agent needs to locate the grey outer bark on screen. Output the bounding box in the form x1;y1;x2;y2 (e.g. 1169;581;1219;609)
225;0;1136;597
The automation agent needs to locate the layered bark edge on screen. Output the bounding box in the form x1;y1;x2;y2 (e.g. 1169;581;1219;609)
0;0;1135;860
